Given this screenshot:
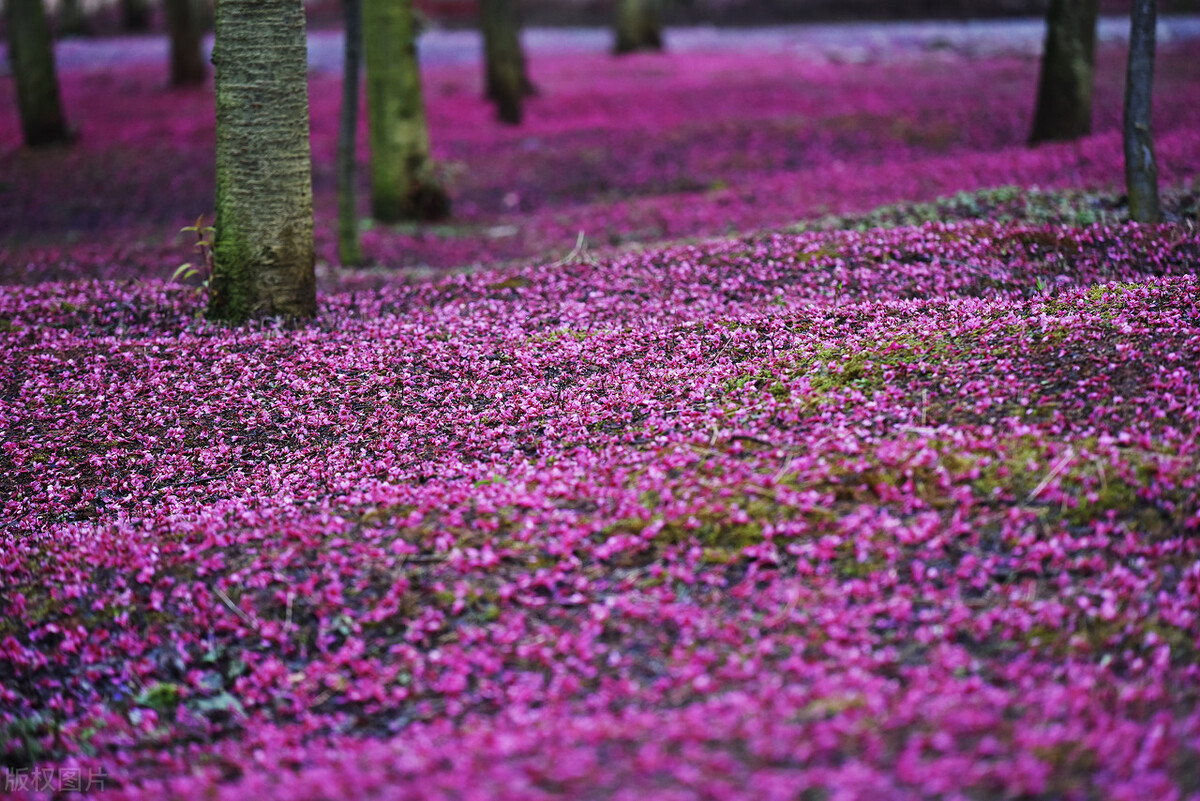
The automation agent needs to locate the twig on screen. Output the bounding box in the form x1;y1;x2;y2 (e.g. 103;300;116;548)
214;586;260;631
897;424;940;437
770;454;795;485
150;468;235;495
1028;448;1075;502
548;231;600;268
730;434;777;448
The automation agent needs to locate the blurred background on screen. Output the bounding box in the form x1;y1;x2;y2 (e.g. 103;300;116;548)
5;0;1200;38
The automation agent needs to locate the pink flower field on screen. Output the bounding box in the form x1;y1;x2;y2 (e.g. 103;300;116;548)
2;29;1200;800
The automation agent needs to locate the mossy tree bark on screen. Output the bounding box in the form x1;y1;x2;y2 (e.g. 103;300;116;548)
5;0;71;147
164;0;207;86
363;0;449;222
481;0;533;125
1029;0;1099;144
338;0;365;266
119;0;151;31
209;0;317;323
1124;0;1161;223
614;0;663;55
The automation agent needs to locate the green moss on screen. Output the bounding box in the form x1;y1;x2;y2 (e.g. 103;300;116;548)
1078;281;1142;320
833;549;888;580
0;714;52;770
1033;741;1101;795
793;692;868;722
488;276;530;291
136;682;182;717
701;547;740;565
595;511;765;551
208;227;256;324
354;503;416;527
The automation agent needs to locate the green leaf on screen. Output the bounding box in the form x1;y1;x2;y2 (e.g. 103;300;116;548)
191;691;246;719
135;682;181;714
172;263;199;282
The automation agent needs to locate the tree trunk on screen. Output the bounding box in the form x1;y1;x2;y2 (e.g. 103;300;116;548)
119;0;152;31
1124;0;1161;223
57;0;91;37
481;0;532;125
363;0;449;222
614;0;663;55
1029;0;1099;144
5;0;71;147
338;0;365;265
209;0;316;322
164;0;207;86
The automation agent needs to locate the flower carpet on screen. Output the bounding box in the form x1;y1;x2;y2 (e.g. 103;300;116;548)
1;30;1199;801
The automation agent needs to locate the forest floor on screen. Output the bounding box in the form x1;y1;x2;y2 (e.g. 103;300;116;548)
2;25;1200;801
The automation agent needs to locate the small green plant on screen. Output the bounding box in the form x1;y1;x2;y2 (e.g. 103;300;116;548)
1035;275;1049;296
173;215;216;287
135;682;182;718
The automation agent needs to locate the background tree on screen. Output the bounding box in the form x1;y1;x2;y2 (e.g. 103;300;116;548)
614;0;663;55
164;0;207;86
1029;0;1099;144
481;0;534;125
57;0;91;37
1124;0;1161;222
363;0;450;222
5;0;71;147
338;0;365;265
209;0;317;322
119;0;152;31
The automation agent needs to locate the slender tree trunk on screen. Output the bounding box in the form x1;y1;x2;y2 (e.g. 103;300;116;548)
338;0;365;265
5;0;71;147
57;0;90;37
481;0;532;124
614;0;663;55
1124;0;1161;223
363;0;449;222
164;0;207;86
209;0;316;322
1030;0;1099;144
119;0;152;31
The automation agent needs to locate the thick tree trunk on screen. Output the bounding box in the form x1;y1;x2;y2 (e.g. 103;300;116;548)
363;0;449;222
209;0;317;322
164;0;207;86
614;0;663;55
1029;0;1099;144
338;0;365;265
5;0;71;147
1124;0;1161;223
481;0;531;125
119;0;152;31
57;0;91;37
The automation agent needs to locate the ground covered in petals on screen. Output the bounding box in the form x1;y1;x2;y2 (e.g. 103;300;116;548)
2;30;1200;801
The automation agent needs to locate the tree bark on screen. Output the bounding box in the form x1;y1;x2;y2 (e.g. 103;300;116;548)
1029;0;1099;144
481;0;532;125
209;0;317;322
119;0;152;31
164;0;207;86
1124;0;1161;223
614;0;663;55
338;0;365;265
363;0;449;222
5;0;71;147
